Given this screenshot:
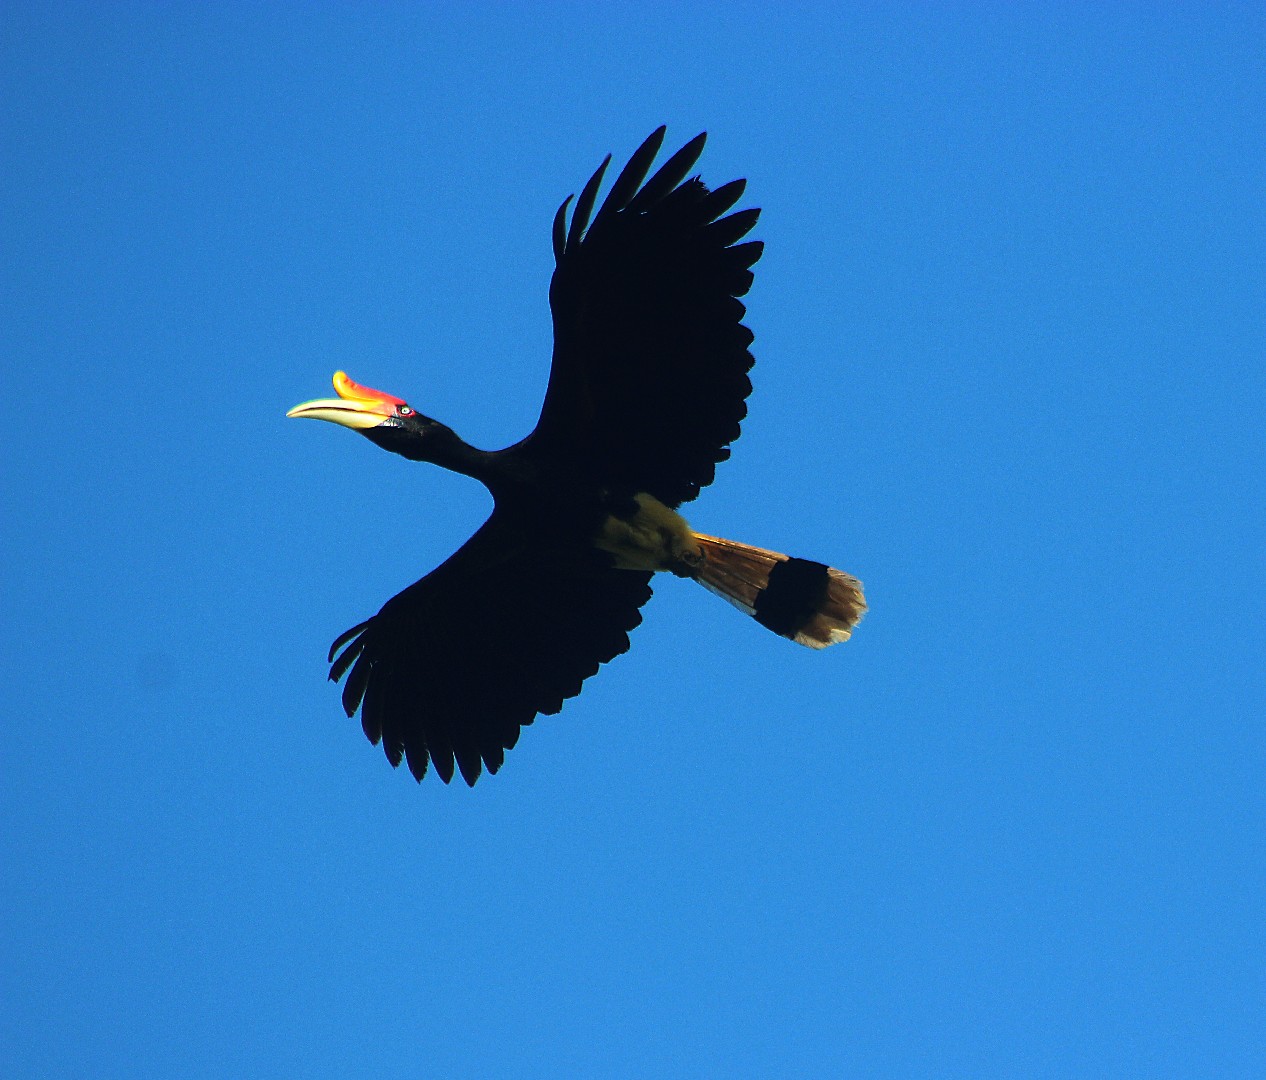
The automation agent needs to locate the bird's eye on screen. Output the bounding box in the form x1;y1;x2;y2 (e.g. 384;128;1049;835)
398;405;414;417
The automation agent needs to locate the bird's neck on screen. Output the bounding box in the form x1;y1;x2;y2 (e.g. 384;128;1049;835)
369;419;540;499
410;423;504;487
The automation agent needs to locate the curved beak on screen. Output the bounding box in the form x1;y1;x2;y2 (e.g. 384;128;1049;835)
287;370;405;431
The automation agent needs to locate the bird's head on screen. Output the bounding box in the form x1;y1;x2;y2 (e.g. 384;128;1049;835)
287;371;450;461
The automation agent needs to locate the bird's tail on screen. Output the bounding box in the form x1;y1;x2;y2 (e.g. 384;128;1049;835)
691;533;866;648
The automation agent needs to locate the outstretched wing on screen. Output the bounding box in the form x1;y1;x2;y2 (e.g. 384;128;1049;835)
530;127;763;507
327;508;653;786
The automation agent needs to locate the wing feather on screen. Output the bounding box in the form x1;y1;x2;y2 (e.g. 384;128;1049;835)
551;195;573;263
624;131;707;214
566;155;610;249
326;508;653;785
695;177;747;221
532;129;763;507
704;207;761;247
594;125;667;221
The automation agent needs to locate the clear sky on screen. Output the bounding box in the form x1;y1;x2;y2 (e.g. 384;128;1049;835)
4;4;1263;1077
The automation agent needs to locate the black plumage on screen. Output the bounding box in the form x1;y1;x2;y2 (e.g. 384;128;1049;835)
535;128;760;507
289;128;865;786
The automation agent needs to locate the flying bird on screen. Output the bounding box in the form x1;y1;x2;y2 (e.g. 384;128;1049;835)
289;127;866;786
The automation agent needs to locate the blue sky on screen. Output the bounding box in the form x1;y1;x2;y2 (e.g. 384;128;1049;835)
3;4;1263;1076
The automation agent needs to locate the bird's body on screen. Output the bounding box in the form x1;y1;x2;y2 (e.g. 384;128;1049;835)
289;128;866;785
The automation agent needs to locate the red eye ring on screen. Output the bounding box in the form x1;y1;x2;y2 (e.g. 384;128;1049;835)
398;405;414;416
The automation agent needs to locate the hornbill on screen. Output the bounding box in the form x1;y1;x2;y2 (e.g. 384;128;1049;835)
289;127;866;786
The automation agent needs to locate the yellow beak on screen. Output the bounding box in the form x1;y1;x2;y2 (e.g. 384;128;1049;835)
287;370;404;430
